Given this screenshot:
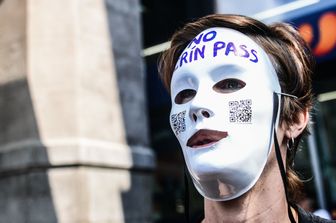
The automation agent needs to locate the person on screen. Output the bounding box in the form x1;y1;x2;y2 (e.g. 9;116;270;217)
158;14;335;222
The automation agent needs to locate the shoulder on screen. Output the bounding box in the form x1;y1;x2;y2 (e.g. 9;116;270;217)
297;206;335;223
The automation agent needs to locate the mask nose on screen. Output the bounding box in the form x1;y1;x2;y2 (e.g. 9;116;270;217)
190;107;213;122
188;85;214;122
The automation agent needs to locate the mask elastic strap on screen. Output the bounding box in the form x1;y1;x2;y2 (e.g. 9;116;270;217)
184;166;190;223
272;93;296;223
275;92;298;99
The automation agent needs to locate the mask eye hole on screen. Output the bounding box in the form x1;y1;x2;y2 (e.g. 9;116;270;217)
175;89;196;104
213;78;246;93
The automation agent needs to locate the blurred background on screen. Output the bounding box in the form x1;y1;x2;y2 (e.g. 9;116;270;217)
0;0;336;222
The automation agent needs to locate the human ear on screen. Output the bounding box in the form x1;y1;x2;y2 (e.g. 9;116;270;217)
285;110;309;138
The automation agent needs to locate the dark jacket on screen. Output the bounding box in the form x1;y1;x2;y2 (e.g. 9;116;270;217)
297;206;335;223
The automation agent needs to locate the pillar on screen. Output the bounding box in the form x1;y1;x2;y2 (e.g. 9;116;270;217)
0;0;154;222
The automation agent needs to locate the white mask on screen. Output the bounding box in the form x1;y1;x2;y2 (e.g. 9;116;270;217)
169;27;282;201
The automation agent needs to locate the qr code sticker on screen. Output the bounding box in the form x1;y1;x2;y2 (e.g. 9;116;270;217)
171;110;186;135
229;99;252;123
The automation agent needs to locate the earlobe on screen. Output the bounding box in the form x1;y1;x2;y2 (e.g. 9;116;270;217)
285;110;309;138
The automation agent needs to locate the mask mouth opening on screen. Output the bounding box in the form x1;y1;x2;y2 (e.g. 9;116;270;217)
187;129;228;148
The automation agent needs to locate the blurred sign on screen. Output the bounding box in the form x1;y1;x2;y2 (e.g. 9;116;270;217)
293;7;336;61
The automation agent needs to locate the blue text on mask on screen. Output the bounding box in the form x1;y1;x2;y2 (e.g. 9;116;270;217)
175;30;259;70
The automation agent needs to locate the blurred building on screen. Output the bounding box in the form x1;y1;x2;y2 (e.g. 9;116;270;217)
0;0;154;222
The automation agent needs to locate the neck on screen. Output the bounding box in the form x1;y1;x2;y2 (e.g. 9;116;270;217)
202;150;297;223
203;191;291;223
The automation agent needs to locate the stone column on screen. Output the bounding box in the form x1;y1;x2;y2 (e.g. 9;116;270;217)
0;0;154;222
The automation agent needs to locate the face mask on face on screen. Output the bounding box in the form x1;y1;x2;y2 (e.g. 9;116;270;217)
169;27;282;201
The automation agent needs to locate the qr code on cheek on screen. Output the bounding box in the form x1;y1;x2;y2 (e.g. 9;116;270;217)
229;99;252;123
171;110;186;135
